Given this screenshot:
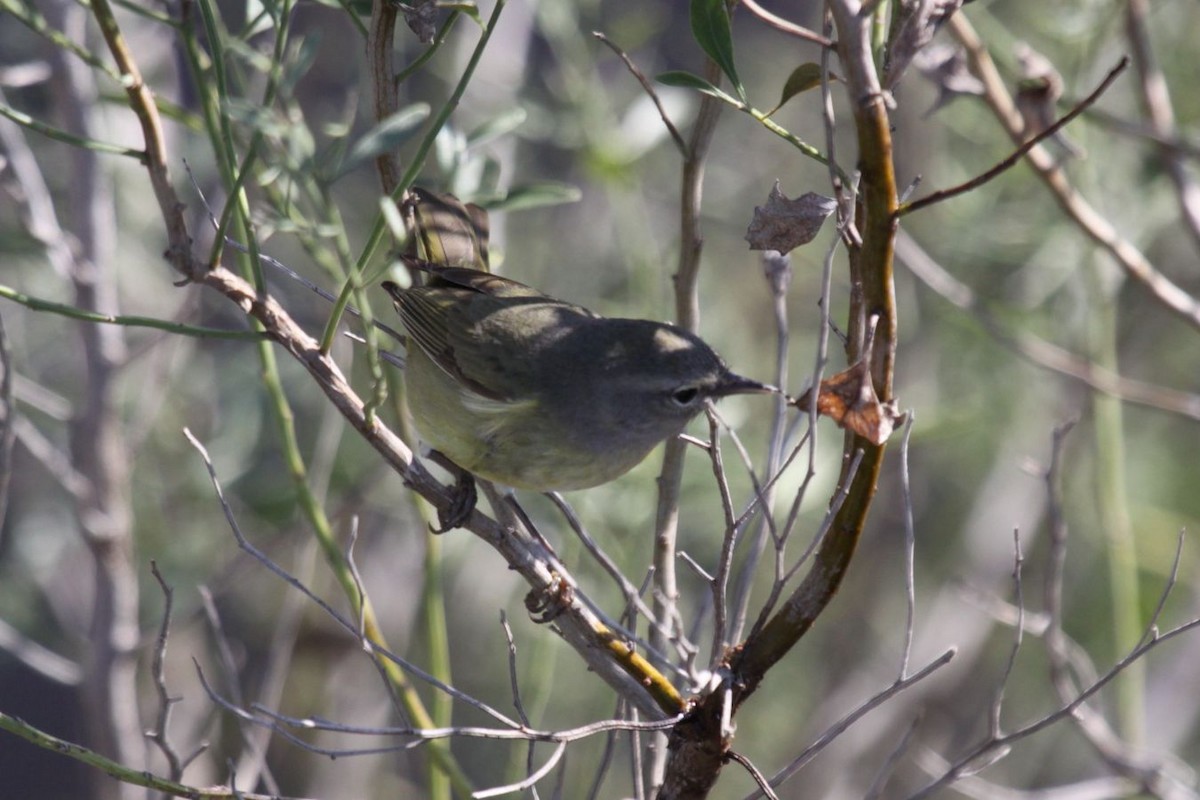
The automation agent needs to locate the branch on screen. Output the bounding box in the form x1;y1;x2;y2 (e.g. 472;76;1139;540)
899;57;1129;217
895;230;1200;422
947;12;1200;334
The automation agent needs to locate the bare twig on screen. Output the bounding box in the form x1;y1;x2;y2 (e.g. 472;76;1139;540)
726;750;779;800
989;530;1026;738
947;12;1200;333
898;412;917;679
146;562;205;781
741;0;834;48
0;287;15;536
592;31;686;155
650;53;729;792
1041;423;1194;796
500;611;540;800
197;664;683;747
912;616;1200;800
1126;0;1200;252
863;712;924;800
899;57;1129;217
747;649;956;799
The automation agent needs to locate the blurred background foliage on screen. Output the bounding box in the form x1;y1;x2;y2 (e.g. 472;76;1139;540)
0;0;1198;797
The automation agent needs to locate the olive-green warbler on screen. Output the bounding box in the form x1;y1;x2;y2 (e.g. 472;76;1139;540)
383;264;773;498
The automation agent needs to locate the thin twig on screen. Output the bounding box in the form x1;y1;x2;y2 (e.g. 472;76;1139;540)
592;31;686;155
726;750;779;800
741;0;834;48
863;712;924;800
898;412;917;680
947;13;1200;333
911;615;1200;800
183;427;525;730
146;562;195;781
500;611;541;800
989;530;1025;738
899;57;1130;217
746;649;957;799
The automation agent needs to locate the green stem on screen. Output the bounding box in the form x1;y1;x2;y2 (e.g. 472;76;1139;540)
1087;269;1143;745
0;104;144;160
0;712;261;799
0;285;262;339
0;0;122;80
320;0;508;355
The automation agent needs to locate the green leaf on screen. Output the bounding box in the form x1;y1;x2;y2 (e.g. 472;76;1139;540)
765;62;824;117
690;0;746;102
656;70;738;104
338;104;431;178
465;107;528;149
478;182;582;212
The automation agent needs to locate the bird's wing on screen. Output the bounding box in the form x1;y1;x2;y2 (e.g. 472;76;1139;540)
384;270;591;401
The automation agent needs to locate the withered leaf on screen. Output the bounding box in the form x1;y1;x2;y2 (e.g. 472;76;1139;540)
793;360;901;446
884;0;964;91
402;0;438;44
913;43;984;115
745;182;836;254
1014;43;1083;158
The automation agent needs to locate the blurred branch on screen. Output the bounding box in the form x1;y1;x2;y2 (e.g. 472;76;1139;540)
0;0;122;80
0;713;293;800
895;230;1200;422
1125;0;1200;252
0;618;82;686
44;4;142;794
1079;105;1200;161
1042;427;1194;797
898;57;1129;218
947;12;1200;334
0;312;12;537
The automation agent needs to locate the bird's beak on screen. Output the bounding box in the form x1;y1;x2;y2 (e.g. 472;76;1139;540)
714;372;780;398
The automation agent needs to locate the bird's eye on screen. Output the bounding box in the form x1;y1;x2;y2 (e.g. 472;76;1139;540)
670;386;700;407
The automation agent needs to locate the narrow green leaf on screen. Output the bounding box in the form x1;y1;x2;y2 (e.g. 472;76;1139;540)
465;107;527;149
765;62;824;117
478;182;582;212
657;71;741;105
338;103;431;177
690;0;746;101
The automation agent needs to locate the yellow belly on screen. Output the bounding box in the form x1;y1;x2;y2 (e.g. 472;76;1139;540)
405;347;652;491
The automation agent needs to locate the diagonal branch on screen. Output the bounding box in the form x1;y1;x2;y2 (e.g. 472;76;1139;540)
948;12;1200;334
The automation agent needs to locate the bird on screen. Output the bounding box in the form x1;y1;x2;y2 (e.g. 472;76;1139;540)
383;260;773;528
